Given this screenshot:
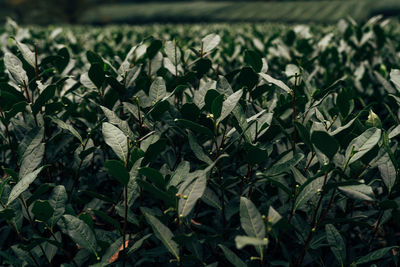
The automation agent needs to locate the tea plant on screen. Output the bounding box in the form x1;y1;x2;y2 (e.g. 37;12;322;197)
0;17;400;266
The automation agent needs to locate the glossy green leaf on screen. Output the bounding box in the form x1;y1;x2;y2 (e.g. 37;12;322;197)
338;184;374;201
7;166;46;206
138;167;165;189
188;132;212;164
240;197;265;239
61;214;98;258
202;33;221;54
325;224;346;266
379;160;396;193
218;244;247;267
311;131;339;159
353;246;399;265
13;39;35;67
32;85;56;115
143;211;180;261
102;122;128;163
105;160;129;185
294;175;325;211
4;52;28;85
149;77;166;104
19;142;45;178
48;185;67;228
244;50;262;73
32;200;54;222
178;173;207;217
51;117;83;144
259;72;291;94
345;127;381;165
217;89;243;124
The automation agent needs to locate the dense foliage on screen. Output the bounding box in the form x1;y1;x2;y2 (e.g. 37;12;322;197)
1;17;400;266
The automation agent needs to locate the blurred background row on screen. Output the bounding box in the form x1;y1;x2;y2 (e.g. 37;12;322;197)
1;0;400;25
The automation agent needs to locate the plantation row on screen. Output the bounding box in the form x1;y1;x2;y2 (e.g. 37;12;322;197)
0;17;400;266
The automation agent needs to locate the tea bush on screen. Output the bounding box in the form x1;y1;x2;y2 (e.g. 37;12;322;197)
0;17;400;266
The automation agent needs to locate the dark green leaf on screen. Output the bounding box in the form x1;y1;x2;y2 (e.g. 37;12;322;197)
105;160;129;185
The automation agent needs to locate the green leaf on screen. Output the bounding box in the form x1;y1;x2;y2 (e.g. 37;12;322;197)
266;153;304;176
102;122;128;163
294;175;325;212
243;143;268;165
290;166;307;185
88;63;105;89
390;69;400;93
18;127;44;165
80;190;115;204
366;109;382;128
218;244;247;267
164;40;181;66
149;77;166;105
378;160;396;193
13;39;35;68
4;52;28;85
175;119;213;137
216;76;234;97
295;122;312;150
345;127;381;165
92;209;122;233
0;83;26;111
240;197;265;239
0;208;15;220
0;176;12;201
211;94;224;120
127;234;152;255
48;185;67;228
51;117;83;144
61;214;98;258
234;236;268;250
97;236;128;265
178;173;207;217
267;206;282;225
259;73;291;94
244;50;262;73
100;105;135;140
4;101;27;124
201;188;222;210
128;158;143;205
147;39;163;59
138;167;165;189
19;142;45;179
168;161;190;189
311;131;339;159
217;89;243;124
201;34;221;54
143;211;180;261
105;160;129;185
325;224;346;266
32;85;56;115
7;166;46;206
338;184;374;201
188;132;212;164
353;246;399;265
32;200;54;222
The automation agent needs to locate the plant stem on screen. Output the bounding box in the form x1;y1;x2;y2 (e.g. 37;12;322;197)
292;73;298;154
34;43;40;84
23;80;38;126
292;171;330;267
122;136;131;267
19;196;53;266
